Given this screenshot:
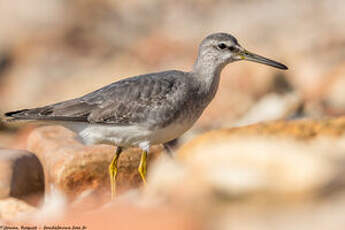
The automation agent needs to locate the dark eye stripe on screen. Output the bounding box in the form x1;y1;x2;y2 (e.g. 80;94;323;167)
228;46;236;51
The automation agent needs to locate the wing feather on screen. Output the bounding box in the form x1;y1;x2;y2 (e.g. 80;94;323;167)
5;70;193;128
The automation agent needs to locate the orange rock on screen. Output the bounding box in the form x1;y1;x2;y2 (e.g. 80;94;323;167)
27;126;163;199
180;117;345;158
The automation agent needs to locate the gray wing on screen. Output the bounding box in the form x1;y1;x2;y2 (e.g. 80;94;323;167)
5;70;195;128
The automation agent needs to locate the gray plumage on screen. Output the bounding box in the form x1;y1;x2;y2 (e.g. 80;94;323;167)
5;32;288;198
5;32;287;147
6;71;210;128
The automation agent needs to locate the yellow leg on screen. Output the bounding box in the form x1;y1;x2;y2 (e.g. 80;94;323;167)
138;150;147;185
108;147;122;199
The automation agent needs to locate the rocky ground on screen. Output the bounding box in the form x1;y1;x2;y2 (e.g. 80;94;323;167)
0;0;345;229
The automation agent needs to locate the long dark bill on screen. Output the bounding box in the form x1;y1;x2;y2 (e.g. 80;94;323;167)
241;50;288;70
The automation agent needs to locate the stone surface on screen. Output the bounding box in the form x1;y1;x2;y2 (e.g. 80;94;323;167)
146;118;345;203
209;192;345;230
0;198;37;222
180;117;345;152
5;118;345;229
0;125;36;149
27;126;164;198
309;62;345;116
175;118;345;199
0;149;44;200
235;92;302;126
141;118;345;229
148;140;334;207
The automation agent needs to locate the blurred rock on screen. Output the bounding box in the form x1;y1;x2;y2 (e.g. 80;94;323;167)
141;118;345;229
0;131;16;149
27;126;163;199
235;92;302;126
0;50;13;77
234;73;304;125
211;191;345;230
148;140;333;208
0;149;44;200
183;117;345;144
179;137;333;196
0;125;37;149
146;118;345;203
308;62;345;116
0;198;37;222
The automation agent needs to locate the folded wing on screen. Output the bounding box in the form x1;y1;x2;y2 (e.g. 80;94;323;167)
5;70;192;128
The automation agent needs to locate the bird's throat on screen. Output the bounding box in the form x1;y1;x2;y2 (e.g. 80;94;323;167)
192;66;222;105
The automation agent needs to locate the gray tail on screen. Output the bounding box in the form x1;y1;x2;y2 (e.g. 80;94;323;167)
4;106;89;122
4;109;32;121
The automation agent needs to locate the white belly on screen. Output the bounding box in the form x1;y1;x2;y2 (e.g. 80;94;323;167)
61;121;195;147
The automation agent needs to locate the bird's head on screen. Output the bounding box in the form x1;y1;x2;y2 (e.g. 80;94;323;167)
195;33;288;72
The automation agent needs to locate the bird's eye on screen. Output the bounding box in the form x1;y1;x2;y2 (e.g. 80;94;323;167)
217;43;227;50
228;46;237;52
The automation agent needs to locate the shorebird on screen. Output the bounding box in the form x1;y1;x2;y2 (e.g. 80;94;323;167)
5;33;287;198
